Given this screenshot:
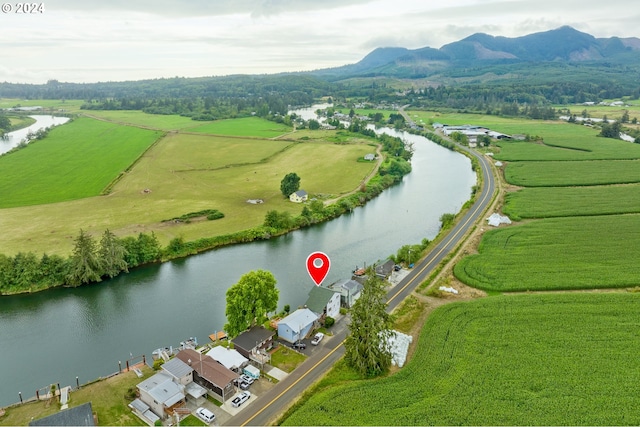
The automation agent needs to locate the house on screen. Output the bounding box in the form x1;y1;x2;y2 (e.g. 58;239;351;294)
206;346;248;372
160;357;208;404
277;308;318;343
136;372;186;420
305;285;341;320
364;153;376;161
30;402;95;426
289;189;308;203
232;326;275;363
375;259;396;279
175;349;237;402
329;278;364;308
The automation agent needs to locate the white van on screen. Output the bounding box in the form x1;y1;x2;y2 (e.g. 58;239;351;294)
196;407;216;424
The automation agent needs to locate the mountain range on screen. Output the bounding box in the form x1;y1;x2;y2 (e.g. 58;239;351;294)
311;26;640;81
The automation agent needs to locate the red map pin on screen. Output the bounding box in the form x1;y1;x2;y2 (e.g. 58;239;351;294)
306;252;331;286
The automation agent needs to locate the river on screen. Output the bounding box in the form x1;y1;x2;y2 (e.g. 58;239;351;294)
0;115;70;155
0;112;475;407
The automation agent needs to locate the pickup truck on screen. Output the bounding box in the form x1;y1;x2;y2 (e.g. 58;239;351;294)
231;391;251;408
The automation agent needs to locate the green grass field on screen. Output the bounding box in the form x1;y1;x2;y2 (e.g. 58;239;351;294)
0;117;163;208
454;214;640;292
504;159;640;186
81;110;204;131
0;130;376;255
187;116;292;138
282;293;640;426
504;184;640;219
0;98;85;112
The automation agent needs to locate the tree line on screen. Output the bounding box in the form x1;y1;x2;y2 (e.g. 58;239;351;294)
0;229;162;294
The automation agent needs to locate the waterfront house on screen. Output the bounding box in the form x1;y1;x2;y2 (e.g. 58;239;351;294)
329;278;363;308
206;346;249;372
375;259;396;279
305;285;341;320
289;190;308;203
175;349;237;402
277;308;318;343
136;372;186;420
30;402;95;426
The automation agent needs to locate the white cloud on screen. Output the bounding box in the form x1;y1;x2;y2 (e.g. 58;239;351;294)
0;0;637;83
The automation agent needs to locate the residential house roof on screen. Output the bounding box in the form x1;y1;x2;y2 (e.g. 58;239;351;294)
305;286;339;315
161;357;193;380
294;190;307;197
232;326;275;353
206;346;248;371
279;308;318;333
375;259;396;278
30;402;95;426
137;372;185;408
175;349;238;388
331;278;363;294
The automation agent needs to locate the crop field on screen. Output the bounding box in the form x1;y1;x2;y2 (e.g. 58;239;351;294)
0;117;163;208
81;110;204;131
504;159;640;186
282;293;640;426
453;214;640;292
504;184;640;219
0;132;376;255
187;116;292;138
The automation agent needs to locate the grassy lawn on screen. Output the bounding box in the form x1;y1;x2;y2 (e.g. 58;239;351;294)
82;110;205;131
0;131;376;256
0;366;153;426
0;117;163;208
454;214;640;292
0;98;85;112
504;184;640;219
180;414;206;426
270;346;307;373
188;116;292;138
504;159;640;186
282;293;640;426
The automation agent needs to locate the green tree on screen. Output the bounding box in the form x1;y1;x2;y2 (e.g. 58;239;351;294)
308;119;320;130
224;270;279;338
621;110;630;123
67;229;103;286
263;210;293;230
280;172;301;197
99;229;128;278
344;274;393;377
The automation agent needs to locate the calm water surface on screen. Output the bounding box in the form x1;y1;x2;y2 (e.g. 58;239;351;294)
0;115;70;155
0;118;475;407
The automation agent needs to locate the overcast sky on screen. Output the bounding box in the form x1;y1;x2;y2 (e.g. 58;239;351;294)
1;0;638;84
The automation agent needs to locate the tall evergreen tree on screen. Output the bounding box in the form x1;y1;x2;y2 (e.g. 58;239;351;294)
345;274;394;377
67;229;102;286
99;229;128;278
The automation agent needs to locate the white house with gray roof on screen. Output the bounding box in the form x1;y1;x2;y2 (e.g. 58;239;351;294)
329;278;364;308
136;372;185;420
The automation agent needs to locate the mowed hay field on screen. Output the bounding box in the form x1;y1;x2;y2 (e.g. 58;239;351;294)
187;116;292;137
283;293;640;426
0;130;376;256
0;117;163;208
82;110;203;131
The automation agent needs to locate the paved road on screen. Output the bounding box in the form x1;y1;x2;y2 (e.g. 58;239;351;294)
226;130;496;426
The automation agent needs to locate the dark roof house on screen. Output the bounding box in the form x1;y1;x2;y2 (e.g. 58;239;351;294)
175;349;237;402
30;402;95;426
232;326;275;359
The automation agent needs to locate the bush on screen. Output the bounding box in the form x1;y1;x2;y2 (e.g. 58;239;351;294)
340;307;348;315
152;359;165;370
324;316;335;328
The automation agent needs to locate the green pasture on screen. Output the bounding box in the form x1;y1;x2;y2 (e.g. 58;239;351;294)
0;117;163;208
81;110;203;131
554;104;640;121
0;98;84;112
504;159;640;186
0;132;376;256
454;214;640;292
504;184;640;219
187;116;292;138
283;293;640;426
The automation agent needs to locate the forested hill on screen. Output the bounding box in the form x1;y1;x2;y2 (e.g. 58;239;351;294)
309;26;640;86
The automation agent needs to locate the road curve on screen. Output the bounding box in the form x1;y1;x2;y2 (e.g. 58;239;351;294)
227;130;497;426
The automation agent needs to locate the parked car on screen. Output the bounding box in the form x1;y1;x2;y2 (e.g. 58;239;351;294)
311;332;324;345
231;391;251;408
240;374;255;385
196;407;216;424
292;341;306;350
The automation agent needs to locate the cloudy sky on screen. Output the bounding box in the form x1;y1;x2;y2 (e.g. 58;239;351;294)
1;0;638;84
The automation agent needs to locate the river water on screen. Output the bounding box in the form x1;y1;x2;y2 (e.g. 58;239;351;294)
0;112;475;407
0;115;70;155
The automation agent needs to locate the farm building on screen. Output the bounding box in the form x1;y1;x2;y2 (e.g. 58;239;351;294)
289;190;308;203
